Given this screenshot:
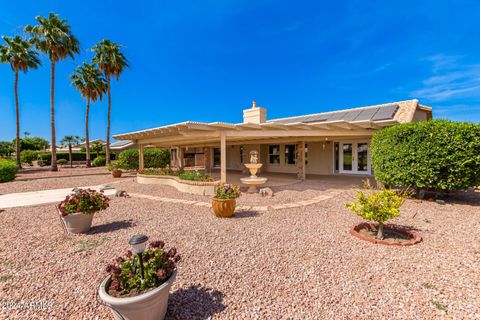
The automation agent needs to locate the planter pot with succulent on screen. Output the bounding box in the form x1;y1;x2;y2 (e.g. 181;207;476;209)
98;237;181;320
211;184;241;218
57;188;110;234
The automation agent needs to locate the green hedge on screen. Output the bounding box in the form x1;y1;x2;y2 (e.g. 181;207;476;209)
20;150;38;164
117;148;170;170
93;156;106;167
38;152;114;165
371;119;480;191
0;159;18;183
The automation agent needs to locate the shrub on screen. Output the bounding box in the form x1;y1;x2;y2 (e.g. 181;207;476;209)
178;170;211;181
105;240;180;296
117;148;170;170
93;156;106;167
57;159;68;165
58;188;110;216
346;187;407;239
20;150;38;164
0;159;18;183
214;183;241;199
37;152;114;165
371;119;480;192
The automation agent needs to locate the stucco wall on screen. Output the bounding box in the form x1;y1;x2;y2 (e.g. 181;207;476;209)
412;109;428;122
305;142;334;175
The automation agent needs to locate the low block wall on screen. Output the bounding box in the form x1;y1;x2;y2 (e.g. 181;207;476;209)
137;174;219;196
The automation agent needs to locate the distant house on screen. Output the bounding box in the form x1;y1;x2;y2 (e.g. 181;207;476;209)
113;99;432;182
56;139;106;152
110;140;137;155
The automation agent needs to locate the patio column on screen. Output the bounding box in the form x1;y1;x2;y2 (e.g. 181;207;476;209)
203;147;211;173
220;132;226;183
139;144;145;171
297;141;306;180
178;147;184;170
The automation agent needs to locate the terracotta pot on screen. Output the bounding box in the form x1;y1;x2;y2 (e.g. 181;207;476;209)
61;212;94;234
211;198;236;218
98;270;177;320
112;169;122;178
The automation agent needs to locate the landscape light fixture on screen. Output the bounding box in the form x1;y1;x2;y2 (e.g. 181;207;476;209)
129;234;149;279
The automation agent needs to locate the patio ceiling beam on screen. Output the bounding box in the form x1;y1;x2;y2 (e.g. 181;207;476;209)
235;123;265;130
185;123;217;131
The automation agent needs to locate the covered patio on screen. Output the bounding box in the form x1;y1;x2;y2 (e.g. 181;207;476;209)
113;100;430;184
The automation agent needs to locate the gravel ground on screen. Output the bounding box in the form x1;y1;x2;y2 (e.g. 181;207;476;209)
0;189;479;319
0;168;136;194
112;177;360;206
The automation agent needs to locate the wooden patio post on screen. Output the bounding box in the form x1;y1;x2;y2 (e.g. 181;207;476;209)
297;141;306;181
220;132;226;183
139;144;145;171
178;147;184;170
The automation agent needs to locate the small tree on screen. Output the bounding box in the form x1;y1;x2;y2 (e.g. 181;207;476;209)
91;141;104;157
61;135;83;168
346;187;407;240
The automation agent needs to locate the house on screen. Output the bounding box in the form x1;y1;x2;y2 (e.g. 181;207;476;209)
55;139;106;152
110;140;137;155
113;99;432;183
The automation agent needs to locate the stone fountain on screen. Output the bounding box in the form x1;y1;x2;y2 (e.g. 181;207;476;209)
240;151;268;193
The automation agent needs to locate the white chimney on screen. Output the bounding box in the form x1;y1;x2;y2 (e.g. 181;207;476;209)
243;101;266;124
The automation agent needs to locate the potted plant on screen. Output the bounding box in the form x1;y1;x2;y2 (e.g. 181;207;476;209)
108;162;123;178
212;183;241;218
57;188;109;233
98;238;181;320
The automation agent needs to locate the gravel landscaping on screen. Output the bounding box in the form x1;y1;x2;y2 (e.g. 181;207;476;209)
0;187;479;319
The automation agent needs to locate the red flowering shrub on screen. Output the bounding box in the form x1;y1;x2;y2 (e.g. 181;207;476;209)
106;241;180;296
58;188;109;216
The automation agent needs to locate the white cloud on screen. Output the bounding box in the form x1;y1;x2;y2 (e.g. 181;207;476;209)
411;54;480;102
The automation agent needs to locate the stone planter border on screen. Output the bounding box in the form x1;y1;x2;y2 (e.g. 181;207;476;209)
137;174;220;196
350;222;422;246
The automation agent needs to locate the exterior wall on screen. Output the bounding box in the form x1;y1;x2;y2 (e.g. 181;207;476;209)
263;144;298;174
412;109;429;122
305;142;334;175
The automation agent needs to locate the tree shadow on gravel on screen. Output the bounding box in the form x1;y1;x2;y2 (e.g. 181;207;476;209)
88;219;135;234
233;210;261;218
166;284;226;320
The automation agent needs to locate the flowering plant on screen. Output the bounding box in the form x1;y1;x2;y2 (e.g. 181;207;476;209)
58;188;110;216
106;241;180;296
214;183;241;199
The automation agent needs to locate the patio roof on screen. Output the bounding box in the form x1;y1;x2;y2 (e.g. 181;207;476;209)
112;99;430;146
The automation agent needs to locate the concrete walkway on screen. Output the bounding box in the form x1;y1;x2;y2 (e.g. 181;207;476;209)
0;186;118;209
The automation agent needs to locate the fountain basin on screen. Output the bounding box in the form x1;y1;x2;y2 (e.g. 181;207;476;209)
240;177;268;193
243;163;263;177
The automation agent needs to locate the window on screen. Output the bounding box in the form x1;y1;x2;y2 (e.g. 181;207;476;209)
240;146;244;163
213;148;221;167
285;144;296;165
268;145;280;164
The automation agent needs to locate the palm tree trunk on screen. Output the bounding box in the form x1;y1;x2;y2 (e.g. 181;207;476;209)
85;98;91;167
14;70;21;168
69;144;73;168
50;60;58;171
106;76;111;165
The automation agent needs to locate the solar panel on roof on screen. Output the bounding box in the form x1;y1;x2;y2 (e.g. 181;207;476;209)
326;111;347;121
354;108;379;121
371;104;398;121
342;109;362;121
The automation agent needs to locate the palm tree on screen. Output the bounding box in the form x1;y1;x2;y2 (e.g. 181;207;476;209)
0;36;41;167
61;135;83;168
70;62;107;167
92;40;128;165
91;141;104;158
25;13;80;171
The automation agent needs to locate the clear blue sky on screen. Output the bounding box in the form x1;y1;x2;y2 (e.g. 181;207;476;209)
1;0;479;142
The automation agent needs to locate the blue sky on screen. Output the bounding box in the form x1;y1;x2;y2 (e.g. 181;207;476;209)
1;0;479;142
